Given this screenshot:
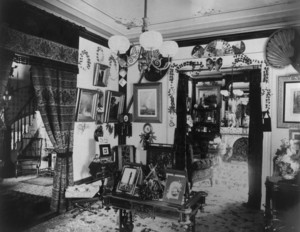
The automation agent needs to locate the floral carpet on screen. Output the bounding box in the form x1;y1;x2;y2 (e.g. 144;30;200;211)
26;161;264;232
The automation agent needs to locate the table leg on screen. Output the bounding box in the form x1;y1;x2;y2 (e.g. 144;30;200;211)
119;209;134;232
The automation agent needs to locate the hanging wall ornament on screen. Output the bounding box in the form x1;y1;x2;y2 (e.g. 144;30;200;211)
108;55;118;81
96;46;104;63
114;114;132;138
191;44;204;58
94;125;104;141
79;49;91;71
139;123;156;148
231;41;246;55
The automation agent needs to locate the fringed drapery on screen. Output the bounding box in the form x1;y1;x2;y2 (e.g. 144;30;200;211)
0;25;79;73
31;66;77;212
0;48;14;104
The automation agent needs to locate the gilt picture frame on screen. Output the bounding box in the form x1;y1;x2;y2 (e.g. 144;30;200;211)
75;88;99;122
93;63;110;87
277;74;300;128
104;90;125;123
133;83;162;123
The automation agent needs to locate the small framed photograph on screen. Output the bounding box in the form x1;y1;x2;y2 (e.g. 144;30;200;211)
93;63;110;87
104;90;125;123
133;83;162;123
75;88;99;122
99;144;111;158
116;163;142;195
162;169;187;205
278;74;300;128
289;129;300;153
196;85;221;108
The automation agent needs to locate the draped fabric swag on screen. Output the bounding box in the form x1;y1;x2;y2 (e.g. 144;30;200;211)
31;66;77;212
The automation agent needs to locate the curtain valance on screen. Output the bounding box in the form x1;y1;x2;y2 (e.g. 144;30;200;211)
0;25;79;73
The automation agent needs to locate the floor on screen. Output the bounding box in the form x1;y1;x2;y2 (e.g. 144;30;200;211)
0;161;264;232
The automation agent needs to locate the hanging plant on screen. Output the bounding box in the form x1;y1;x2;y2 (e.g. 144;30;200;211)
79;49;91;71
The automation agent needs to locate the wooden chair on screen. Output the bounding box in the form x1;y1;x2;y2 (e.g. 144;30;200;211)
14;138;43;177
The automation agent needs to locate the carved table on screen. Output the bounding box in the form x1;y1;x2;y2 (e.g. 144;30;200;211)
103;191;207;232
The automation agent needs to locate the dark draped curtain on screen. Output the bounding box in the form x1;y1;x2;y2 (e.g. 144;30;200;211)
247;70;263;209
31;66;77;212
0;48;14;178
175;73;190;174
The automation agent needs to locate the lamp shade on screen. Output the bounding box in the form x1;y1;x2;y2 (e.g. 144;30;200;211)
139;30;163;50
108;35;130;54
159;41;179;57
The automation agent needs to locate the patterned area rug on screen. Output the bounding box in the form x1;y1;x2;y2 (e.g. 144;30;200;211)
26;161;264;232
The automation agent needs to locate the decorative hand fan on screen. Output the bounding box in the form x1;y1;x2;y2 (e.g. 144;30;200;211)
265;28;300;73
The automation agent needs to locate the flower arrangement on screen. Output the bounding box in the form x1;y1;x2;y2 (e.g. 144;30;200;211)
274;138;300;180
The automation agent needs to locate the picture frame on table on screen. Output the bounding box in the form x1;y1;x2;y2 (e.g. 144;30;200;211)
116;163;142;196
196;85;220;108
162;169;187;205
277;74;300;128
104;91;125;123
133;83;162;123
75;88;99;122
93;63;110;87
289;129;300;153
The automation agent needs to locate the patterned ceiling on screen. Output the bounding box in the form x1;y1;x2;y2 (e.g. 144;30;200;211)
24;0;300;42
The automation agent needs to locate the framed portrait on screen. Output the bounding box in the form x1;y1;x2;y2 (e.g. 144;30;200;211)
99;144;111;157
75;88;99;122
104;91;125;123
277;74;300;128
116;163;142;195
162;169;187;205
196;85;221;108
93;63;110;87
133;83;162;123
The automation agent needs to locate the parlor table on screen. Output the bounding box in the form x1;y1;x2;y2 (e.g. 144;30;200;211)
103;191;207;232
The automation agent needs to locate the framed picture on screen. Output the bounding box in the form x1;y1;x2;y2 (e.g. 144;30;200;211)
146;143;175;180
277;74;300;128
162;169;187;205
99;144;111;158
196;85;221;108
93;63;110;87
289;129;300;153
133;83;162;123
104;91;125;123
116;163;142;195
75;88;99;122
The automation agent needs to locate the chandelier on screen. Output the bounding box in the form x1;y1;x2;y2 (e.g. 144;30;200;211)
108;0;178;73
220;69;244;99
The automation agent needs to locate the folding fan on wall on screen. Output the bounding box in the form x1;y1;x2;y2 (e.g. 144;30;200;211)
265;27;300;73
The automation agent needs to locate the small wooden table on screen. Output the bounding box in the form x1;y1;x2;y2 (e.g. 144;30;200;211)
103;191;207;232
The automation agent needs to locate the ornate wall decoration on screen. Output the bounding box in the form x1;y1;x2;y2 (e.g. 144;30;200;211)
96;46;104;63
0;25;78;66
78;49;91;71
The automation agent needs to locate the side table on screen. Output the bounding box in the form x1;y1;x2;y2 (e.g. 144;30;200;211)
103;191;207;232
265;176;300;231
